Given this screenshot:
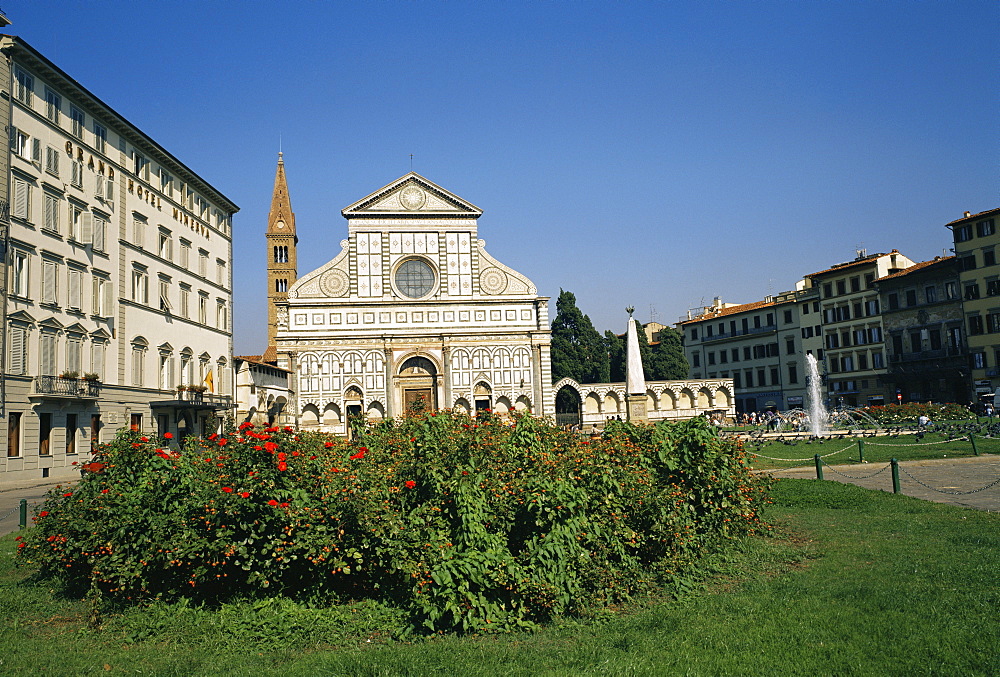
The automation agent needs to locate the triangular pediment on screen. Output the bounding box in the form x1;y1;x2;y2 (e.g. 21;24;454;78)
7;310;36;324
342;173;482;218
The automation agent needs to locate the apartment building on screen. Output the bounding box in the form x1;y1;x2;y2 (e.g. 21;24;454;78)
804;250;914;407
946;208;1000;404
678;284;817;414
1;35;239;483
876;256;966;403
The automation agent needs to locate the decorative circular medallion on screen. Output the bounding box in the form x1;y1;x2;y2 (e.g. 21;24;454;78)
394;257;436;298
479;267;508;295
319;269;350;297
275;220;285;229
399;185;426;210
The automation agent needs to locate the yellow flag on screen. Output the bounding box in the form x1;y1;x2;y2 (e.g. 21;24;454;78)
204;369;214;393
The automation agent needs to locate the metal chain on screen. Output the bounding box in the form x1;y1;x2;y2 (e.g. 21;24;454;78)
819;459;892;480
897;466;1000;495
865;438;963;447
0;503;24;523
748;442;854;462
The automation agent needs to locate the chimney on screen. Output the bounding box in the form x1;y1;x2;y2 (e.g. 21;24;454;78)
965;211;972;218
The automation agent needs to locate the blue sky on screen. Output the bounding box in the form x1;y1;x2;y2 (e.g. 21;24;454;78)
9;1;997;354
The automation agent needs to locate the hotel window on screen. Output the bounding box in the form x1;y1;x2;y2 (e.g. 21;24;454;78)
11;250;29;297
92;215;108;252
93;122;107;153
43;193;60;233
42;259;59;305
45;146;59;176
66;334;82;373
131;267;148;304
976;219;995;238
159;351;175;391
133;151;149;180
132;218;146;248
131;342;146;386
954;224;973;242
198;292;208;324
179;240;191;268
217;299;227;330
70;106;85;138
159;277;172;312
158;229;173;261
159;168;173;197
71;160;83;188
67;267;83;310
14;68;32;104
45;88;61;123
198;249;208;277
216;259;226;285
92;274;112;317
68;203;85;242
179;284;191;318
91;341;105;381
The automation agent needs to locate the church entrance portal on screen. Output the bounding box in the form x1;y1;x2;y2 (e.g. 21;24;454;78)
397;356;438;413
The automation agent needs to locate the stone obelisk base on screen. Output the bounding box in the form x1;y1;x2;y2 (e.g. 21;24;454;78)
626;393;648;423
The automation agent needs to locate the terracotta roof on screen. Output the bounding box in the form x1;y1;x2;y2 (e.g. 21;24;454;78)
805;251;897;278
877;256;955;282
234;352;290;372
944;207;1000;228
678;298;783;325
234;354;262;363
261;345;278;364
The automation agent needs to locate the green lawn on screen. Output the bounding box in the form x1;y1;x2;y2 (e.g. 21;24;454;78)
742;432;998;470
1;480;997;676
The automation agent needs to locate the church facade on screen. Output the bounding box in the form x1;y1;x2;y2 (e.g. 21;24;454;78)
274;173;553;433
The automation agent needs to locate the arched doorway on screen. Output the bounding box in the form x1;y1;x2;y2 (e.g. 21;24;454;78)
555;384;581;428
397;355;438;414
474;382;492;412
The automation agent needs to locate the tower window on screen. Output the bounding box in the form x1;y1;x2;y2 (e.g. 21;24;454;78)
273;246;288;263
275;279;288;293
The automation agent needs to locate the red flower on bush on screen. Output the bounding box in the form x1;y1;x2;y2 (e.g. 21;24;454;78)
277;452;287;461
280;502;289;508
277;461;288;471
101;489;109;494
324;441;334;448
239;422;254;430
217;438;228;446
267;499;279;506
264;441;279;453
222;486;233;493
163;432;173;440
349;448;366;461
140;436;149;442
38;511;49;518
63;492;73;497
405;480;416;489
239;491;250;498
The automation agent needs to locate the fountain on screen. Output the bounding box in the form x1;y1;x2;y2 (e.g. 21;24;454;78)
805;353;829;436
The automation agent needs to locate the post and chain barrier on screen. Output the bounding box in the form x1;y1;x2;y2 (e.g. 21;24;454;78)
896;466;1000;496
747;442;854;463
819;457;892;481
798;457;1000;497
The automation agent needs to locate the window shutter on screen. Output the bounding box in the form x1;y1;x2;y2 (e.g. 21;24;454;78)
93;217;106;251
40;333;55;375
69;269;81;309
106;178;114;201
9;326;26;375
42;260;56;304
92;342;104;379
13;179;28;219
44;195;56;230
103;279;114;317
81;212;93;244
31;138;41;165
95;174;104;198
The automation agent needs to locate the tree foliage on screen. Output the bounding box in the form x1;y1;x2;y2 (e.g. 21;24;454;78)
550;290;609;384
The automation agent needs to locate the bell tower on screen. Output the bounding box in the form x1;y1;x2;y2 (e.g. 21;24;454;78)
266;152;298;350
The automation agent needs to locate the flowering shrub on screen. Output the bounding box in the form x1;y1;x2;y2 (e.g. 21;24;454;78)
16;413;769;633
857;402;973;424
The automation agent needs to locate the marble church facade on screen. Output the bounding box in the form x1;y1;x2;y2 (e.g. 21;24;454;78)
275;173;553;433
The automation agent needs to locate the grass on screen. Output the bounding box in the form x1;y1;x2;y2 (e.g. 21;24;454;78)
1;480;997;675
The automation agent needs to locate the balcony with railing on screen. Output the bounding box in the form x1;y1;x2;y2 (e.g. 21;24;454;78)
150;388;233;410
30;376;101;399
889;347;964;364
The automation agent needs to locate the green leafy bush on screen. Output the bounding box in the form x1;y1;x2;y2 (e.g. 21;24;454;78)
16;414;769;634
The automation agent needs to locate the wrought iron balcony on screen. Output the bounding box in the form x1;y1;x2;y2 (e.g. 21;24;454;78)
30;376;100;399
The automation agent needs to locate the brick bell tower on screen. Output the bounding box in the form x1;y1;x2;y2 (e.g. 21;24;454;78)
266;152;298;352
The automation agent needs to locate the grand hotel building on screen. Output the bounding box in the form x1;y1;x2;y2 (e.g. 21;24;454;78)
1;33;238;483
